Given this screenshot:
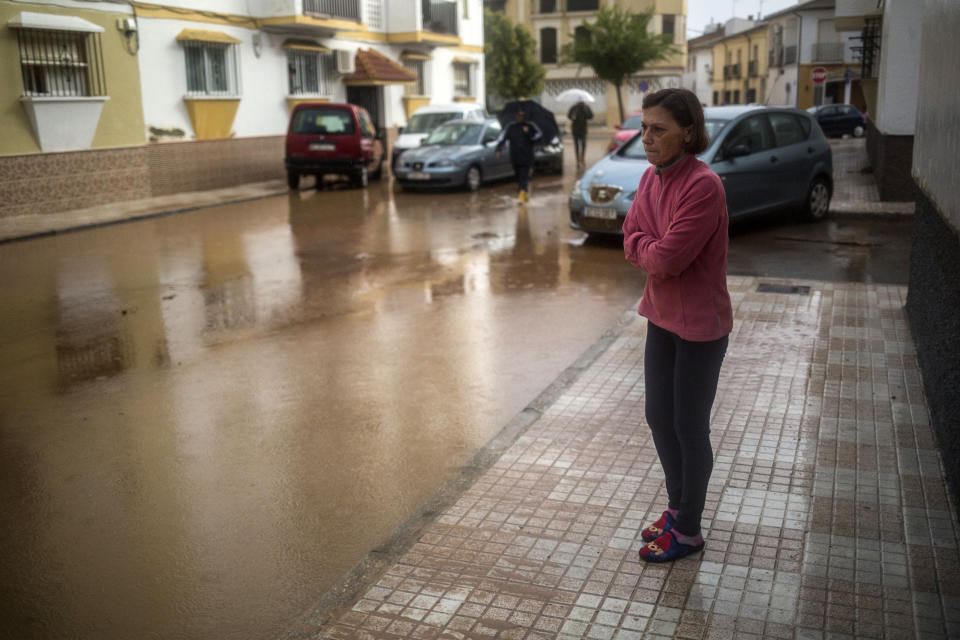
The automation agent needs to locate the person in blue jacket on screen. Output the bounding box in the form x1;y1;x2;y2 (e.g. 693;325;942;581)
495;109;542;203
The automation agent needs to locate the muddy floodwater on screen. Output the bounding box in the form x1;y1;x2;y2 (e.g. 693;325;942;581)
0;141;911;640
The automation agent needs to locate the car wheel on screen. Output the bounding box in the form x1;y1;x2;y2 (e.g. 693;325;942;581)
465;165;482;191
352;166;368;189
287;171;300;190
803;177;831;222
853;125;865;138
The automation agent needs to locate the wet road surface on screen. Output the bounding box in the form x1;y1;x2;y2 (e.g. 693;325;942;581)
0;140;912;640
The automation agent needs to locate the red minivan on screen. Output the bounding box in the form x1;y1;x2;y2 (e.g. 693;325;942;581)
285;102;384;189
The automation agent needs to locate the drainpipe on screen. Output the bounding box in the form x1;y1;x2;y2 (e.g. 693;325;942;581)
793;10;803;108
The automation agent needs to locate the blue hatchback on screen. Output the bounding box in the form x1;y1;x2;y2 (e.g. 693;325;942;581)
569;105;833;235
807;103;867;138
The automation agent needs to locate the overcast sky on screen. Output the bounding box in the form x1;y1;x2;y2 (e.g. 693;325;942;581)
686;0;801;38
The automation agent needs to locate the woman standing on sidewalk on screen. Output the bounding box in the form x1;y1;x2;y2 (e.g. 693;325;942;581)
622;88;732;563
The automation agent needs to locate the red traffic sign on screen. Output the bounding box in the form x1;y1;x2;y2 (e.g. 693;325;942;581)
812;67;828;84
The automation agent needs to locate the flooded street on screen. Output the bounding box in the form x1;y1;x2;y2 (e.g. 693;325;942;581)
0;141;912;640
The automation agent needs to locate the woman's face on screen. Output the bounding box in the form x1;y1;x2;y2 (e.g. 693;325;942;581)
640;105;692;168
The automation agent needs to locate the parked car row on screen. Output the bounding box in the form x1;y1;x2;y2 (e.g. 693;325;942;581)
285;101;563;193
569;105;834;235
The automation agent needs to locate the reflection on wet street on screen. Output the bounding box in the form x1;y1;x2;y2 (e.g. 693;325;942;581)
0;156;645;639
0;139;912;640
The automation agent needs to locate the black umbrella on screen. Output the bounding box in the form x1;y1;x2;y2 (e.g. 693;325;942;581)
497;100;559;142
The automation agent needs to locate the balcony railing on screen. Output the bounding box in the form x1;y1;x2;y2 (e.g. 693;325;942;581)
748;60;758;77
784;45;797;65
567;0;599;11
812;41;844;62
303;0;361;21
422;0;458;36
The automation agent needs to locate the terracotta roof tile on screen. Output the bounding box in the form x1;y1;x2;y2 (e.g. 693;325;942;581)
343;48;417;84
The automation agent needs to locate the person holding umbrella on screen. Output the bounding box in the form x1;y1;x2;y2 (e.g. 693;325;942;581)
495;109;542;203
567;100;593;167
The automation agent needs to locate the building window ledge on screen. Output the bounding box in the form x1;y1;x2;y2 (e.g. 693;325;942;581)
19;95;109;152
183;97;240;140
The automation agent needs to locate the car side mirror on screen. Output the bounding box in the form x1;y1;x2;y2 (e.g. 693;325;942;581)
724;144;751;159
397;126;404;134
614;124;622;129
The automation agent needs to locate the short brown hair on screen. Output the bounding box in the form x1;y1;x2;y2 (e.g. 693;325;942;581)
641;88;709;154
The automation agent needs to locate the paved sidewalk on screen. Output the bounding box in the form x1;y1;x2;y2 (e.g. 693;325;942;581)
293;276;959;640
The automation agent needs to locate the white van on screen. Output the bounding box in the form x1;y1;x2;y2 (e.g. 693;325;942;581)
391;103;486;174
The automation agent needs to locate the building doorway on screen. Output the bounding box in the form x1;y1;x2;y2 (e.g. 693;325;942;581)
346;86;383;128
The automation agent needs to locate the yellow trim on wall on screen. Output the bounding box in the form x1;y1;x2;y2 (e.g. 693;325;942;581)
176;28;241;44
259;15;368;33
282;39;330;52
403;96;431;119
453;96;477;103
183;98;240;140
287;97;330;112
452;55;477;64
387;31;462;46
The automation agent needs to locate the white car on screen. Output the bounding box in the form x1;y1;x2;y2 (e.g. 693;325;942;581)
391;103;486;174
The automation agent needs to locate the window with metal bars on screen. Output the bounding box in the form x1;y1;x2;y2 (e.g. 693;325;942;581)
287;50;334;95
183;41;239;96
403;59;427;95
453;62;471;96
15;28;106;97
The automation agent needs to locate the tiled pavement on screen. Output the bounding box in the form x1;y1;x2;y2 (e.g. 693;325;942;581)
305;277;960;640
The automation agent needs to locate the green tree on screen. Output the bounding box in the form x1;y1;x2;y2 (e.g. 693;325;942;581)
483;9;546;103
561;6;677;123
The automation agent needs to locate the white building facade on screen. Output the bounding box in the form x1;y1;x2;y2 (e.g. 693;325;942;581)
136;0;486;142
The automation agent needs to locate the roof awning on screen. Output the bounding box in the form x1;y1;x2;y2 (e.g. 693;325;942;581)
452;55;478;64
8;11;104;32
342;48;417;85
176;29;241;45
401;50;432;61
282;38;330;52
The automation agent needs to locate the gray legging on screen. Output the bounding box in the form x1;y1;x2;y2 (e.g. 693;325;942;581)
644;321;728;537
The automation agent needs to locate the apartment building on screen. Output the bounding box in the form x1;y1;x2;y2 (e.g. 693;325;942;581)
1;0;484;218
764;0;863;110
711;20;767;105
487;0;686;126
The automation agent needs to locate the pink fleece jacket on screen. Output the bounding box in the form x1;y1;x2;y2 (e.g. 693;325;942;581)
623;153;733;342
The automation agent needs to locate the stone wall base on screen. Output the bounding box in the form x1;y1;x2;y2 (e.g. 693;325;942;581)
0;136;285;219
866;121;916;201
906;186;960;515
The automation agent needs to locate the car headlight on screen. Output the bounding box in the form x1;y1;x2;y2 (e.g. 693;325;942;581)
429;159;455;167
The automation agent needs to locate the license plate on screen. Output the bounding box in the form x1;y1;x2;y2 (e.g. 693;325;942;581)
584;206;618;220
407;171;430;180
309;142;335;151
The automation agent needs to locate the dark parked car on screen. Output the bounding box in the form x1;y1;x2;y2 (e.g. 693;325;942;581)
807;103;867;137
569;105;833;235
394;118;514;191
285;102;384;189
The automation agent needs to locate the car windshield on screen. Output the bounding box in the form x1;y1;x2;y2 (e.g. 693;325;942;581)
621;115;644;129
423;122;483;146
291;108;354;135
617;118;730;159
405;112;460;134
